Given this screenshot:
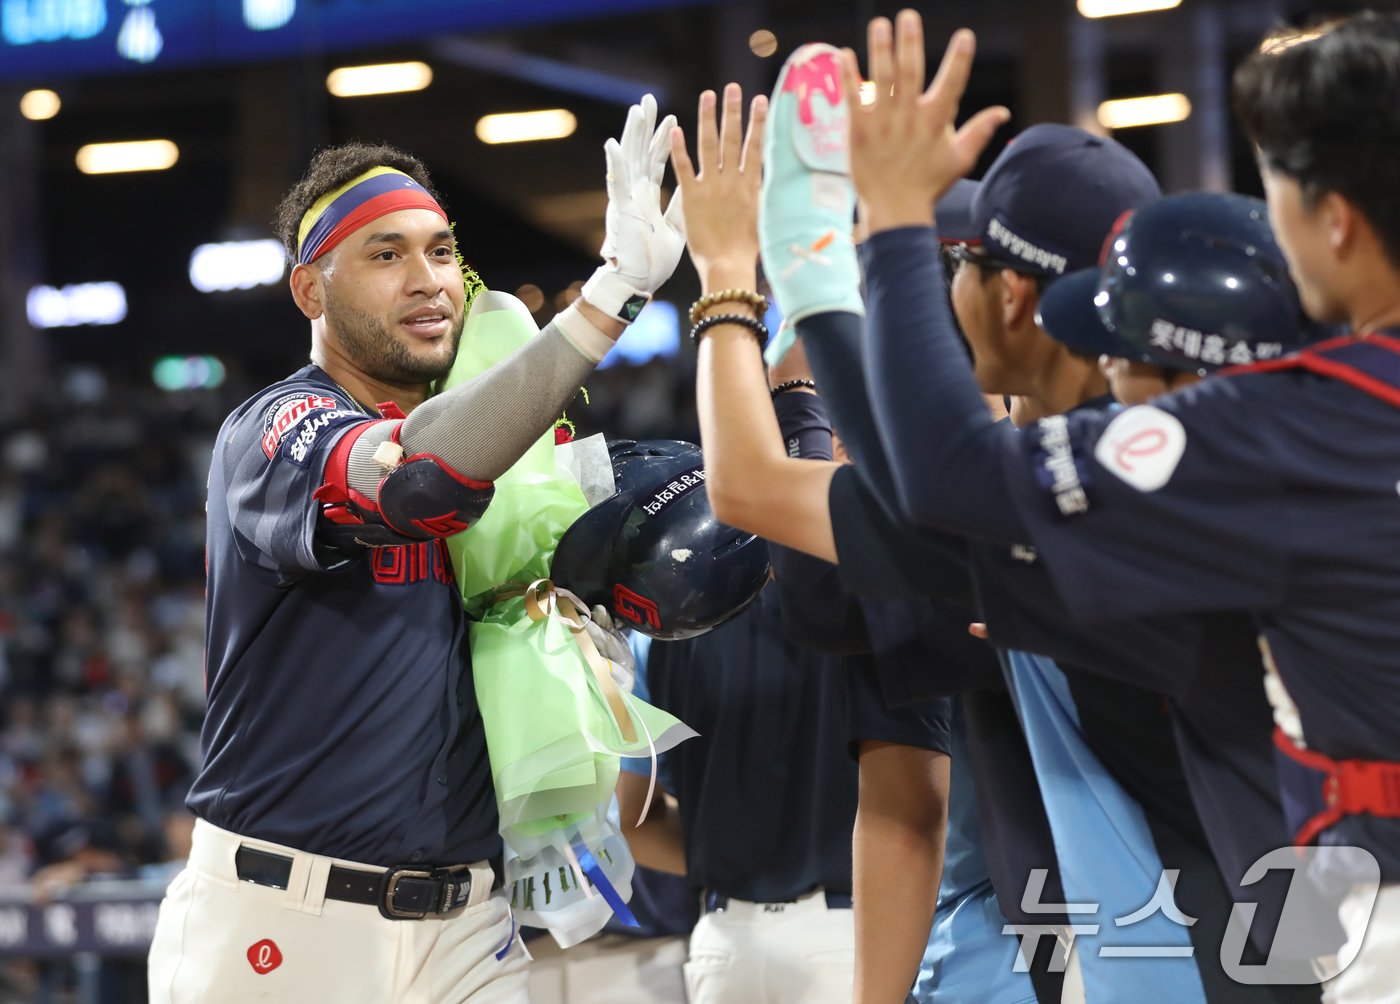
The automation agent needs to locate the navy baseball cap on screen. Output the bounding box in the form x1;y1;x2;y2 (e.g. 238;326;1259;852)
1034;268;1130;358
935;123;1161;284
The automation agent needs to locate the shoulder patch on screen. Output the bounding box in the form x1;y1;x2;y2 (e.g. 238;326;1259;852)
261;392;342;459
1028;413;1093;518
1093;404;1187;492
257;391;366;467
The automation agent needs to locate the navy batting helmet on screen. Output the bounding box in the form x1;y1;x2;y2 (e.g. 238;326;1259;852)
550;439;770;641
1038;192;1320;373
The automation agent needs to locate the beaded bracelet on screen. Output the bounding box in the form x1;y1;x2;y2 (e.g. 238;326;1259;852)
688;289;769;328
690;313;769;346
770;379;817;399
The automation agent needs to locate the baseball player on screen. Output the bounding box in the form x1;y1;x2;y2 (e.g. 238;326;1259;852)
834;12;1400;1000
740;42;1340;993
671;81;1078;1003
672;36;1337;1002
765;378;1044;1004
615;581;952;1004
146;95;685;1004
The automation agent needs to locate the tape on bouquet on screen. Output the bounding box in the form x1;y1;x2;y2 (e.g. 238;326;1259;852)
523;579;638;744
561;833;639;928
526;580;664;824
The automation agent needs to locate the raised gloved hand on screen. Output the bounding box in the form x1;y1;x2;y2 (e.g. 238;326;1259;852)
581;94;686;324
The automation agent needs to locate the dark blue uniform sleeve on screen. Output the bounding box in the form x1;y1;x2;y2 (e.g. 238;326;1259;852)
828;466;977;607
1000;380;1290;623
967;542;1208;697
846;659;953;759
858;595;1003;702
215;383;375;577
793;309;901;507
862;226;1027;541
769;392;870;655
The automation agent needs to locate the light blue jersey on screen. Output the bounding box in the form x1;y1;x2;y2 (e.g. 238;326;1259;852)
1005;650;1206;1004
913;700;1037;1004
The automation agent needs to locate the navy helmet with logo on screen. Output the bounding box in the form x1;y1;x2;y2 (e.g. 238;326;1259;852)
550;439;769;640
1038;192;1323;372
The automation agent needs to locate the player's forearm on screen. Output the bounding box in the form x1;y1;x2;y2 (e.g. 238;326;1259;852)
346;304;610;498
695;270;840;561
616;772;687;876
627;797;687;876
852;741;950;1004
862;227;1023;540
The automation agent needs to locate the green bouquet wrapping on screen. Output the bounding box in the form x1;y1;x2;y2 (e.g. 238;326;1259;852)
440;293;696;946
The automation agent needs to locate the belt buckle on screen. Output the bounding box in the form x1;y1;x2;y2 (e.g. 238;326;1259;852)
379;867;433;921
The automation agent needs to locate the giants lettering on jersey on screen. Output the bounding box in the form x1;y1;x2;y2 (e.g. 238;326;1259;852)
370;539;455;586
261;394;341;458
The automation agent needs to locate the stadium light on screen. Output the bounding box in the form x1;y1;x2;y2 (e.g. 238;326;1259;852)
476;109;577;145
1077;0;1181;17
27;283;127;328
153;356;227;391
76;140;179;174
1097;93;1191;130
20;89;61;121
326;61;433;97
244;0;297;31
189;240;286;293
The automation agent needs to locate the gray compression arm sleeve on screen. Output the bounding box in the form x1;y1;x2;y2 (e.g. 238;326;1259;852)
343;309;605;499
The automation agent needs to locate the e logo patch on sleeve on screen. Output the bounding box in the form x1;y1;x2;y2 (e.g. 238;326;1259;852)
1093;405;1187;492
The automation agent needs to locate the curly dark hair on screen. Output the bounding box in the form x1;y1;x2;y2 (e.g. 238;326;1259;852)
273;142;445;264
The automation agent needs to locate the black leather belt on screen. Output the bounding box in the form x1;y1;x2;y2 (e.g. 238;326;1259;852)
234;846;502;921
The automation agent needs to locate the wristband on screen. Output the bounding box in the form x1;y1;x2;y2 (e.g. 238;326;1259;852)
688;289;769;328
690;313;769;346
770;379;817;399
580;267;651;323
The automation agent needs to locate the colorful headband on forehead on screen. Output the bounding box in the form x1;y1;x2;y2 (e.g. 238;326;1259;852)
296;166;448;265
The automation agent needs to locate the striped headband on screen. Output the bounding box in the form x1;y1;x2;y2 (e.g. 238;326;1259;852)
296;166;448;265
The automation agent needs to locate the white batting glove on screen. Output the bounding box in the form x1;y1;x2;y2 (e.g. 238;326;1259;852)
581;94;686;323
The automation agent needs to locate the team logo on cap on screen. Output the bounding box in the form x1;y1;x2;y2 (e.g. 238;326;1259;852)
987;216;1069;275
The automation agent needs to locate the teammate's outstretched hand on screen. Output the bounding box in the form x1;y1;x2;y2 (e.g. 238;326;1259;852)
669;83;768;287
839;10;1009;233
582;93;687;323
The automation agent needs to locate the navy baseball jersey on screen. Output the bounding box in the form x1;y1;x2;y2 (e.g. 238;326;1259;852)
189;365;499;866
635;589;864;902
1004;363;1400;881
833;449;1344;970
853;219;1389;766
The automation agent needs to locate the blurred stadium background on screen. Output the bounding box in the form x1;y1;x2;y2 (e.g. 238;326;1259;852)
0;0;1377;999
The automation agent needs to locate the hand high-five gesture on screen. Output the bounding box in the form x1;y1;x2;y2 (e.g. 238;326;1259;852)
838;11;1009;233
669;84;768;290
582;93;688;323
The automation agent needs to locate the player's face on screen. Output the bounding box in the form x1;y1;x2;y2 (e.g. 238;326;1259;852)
1099;355;1169;406
950;258;1029;394
1099;355;1199;406
1259;164;1347;325
319;208;466;385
